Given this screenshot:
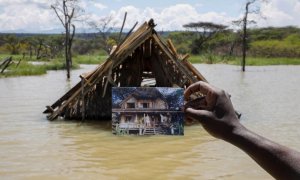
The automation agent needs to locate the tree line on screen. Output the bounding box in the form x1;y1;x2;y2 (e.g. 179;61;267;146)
1;25;300;59
168;26;300;58
0;33;117;59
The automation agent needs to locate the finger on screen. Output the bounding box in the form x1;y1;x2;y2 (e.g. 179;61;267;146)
206;90;217;111
185;107;213;124
184;96;207;110
184;81;214;100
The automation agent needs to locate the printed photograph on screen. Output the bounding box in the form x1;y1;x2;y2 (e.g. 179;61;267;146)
112;87;184;135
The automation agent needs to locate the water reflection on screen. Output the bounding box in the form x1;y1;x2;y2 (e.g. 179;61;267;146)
0;64;299;179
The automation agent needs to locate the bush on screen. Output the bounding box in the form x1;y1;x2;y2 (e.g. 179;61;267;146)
250;34;300;57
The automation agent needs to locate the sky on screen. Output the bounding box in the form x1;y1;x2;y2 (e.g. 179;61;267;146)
0;0;300;33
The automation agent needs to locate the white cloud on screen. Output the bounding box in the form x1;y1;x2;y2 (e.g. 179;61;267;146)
107;4;233;31
0;1;56;32
1;0;300;32
256;0;300;27
94;2;107;10
195;3;203;8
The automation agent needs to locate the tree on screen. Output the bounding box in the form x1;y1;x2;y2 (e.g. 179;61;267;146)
51;0;84;78
183;22;227;54
34;36;47;60
3;35;20;55
46;36;64;59
22;37;35;59
233;0;268;71
88;15;117;54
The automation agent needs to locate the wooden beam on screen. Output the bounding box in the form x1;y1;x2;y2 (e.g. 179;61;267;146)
153;50;173;86
79;75;92;86
1;57;12;73
152;34;197;83
0;57;11;68
182;59;208;82
80;77;85;121
167;39;178;58
45;106;54;113
181;54;190;61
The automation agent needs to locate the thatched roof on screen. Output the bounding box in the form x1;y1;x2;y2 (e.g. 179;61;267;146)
118;88;166;109
44;19;207;121
131;88;164;100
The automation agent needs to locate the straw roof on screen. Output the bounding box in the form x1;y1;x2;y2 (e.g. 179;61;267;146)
44;19;207;121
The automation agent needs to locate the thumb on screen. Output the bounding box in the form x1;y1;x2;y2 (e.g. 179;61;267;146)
185;107;213;124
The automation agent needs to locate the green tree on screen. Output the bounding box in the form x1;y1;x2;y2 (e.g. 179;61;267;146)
88;15;117;54
183;22;227;54
3;35;20;55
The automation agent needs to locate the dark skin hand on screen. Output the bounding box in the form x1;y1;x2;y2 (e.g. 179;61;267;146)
184;81;300;180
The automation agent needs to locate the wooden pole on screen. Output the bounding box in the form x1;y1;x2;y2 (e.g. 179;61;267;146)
80;77;85;121
118;12;127;43
1;57;12;73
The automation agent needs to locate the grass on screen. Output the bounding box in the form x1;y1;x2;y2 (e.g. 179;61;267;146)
0;57;79;77
239;57;300;66
0;53;106;65
188;54;300;66
73;54;107;64
2;62;47;77
0;54;28;61
188;54;228;64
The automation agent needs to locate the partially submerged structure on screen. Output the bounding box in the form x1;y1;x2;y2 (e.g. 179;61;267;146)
44;19;207;121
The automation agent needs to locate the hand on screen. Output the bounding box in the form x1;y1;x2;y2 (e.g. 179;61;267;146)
184;81;242;141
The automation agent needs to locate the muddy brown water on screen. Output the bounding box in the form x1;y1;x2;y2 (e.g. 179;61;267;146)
0;64;300;179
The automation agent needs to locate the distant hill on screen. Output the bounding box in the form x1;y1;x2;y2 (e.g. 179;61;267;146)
0;26;135;35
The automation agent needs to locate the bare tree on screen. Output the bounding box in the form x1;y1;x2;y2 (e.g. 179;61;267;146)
46;36;65;59
88;15;117;54
35;36;46;60
51;0;83;78
233;0;268;71
23;37;35;59
183;22;227;54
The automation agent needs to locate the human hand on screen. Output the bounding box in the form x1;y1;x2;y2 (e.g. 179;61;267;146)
184;81;243;141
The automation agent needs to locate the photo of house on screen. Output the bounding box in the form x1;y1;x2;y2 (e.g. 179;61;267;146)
112;87;184;135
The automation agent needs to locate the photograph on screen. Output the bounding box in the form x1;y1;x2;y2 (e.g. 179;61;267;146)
112;87;184;135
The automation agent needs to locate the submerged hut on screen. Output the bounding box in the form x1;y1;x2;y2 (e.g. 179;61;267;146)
44;19;207;121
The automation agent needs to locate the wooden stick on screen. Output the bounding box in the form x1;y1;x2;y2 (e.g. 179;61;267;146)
118;12;127;44
16;58;22;67
80;77;85;121
181;54;190;61
79;75;92;86
1;57;12;73
167;39;178;58
0;57;12;68
45;106;54;113
182;59;208;82
152;34;197;83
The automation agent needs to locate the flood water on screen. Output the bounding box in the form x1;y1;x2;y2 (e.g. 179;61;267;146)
0;64;300;179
